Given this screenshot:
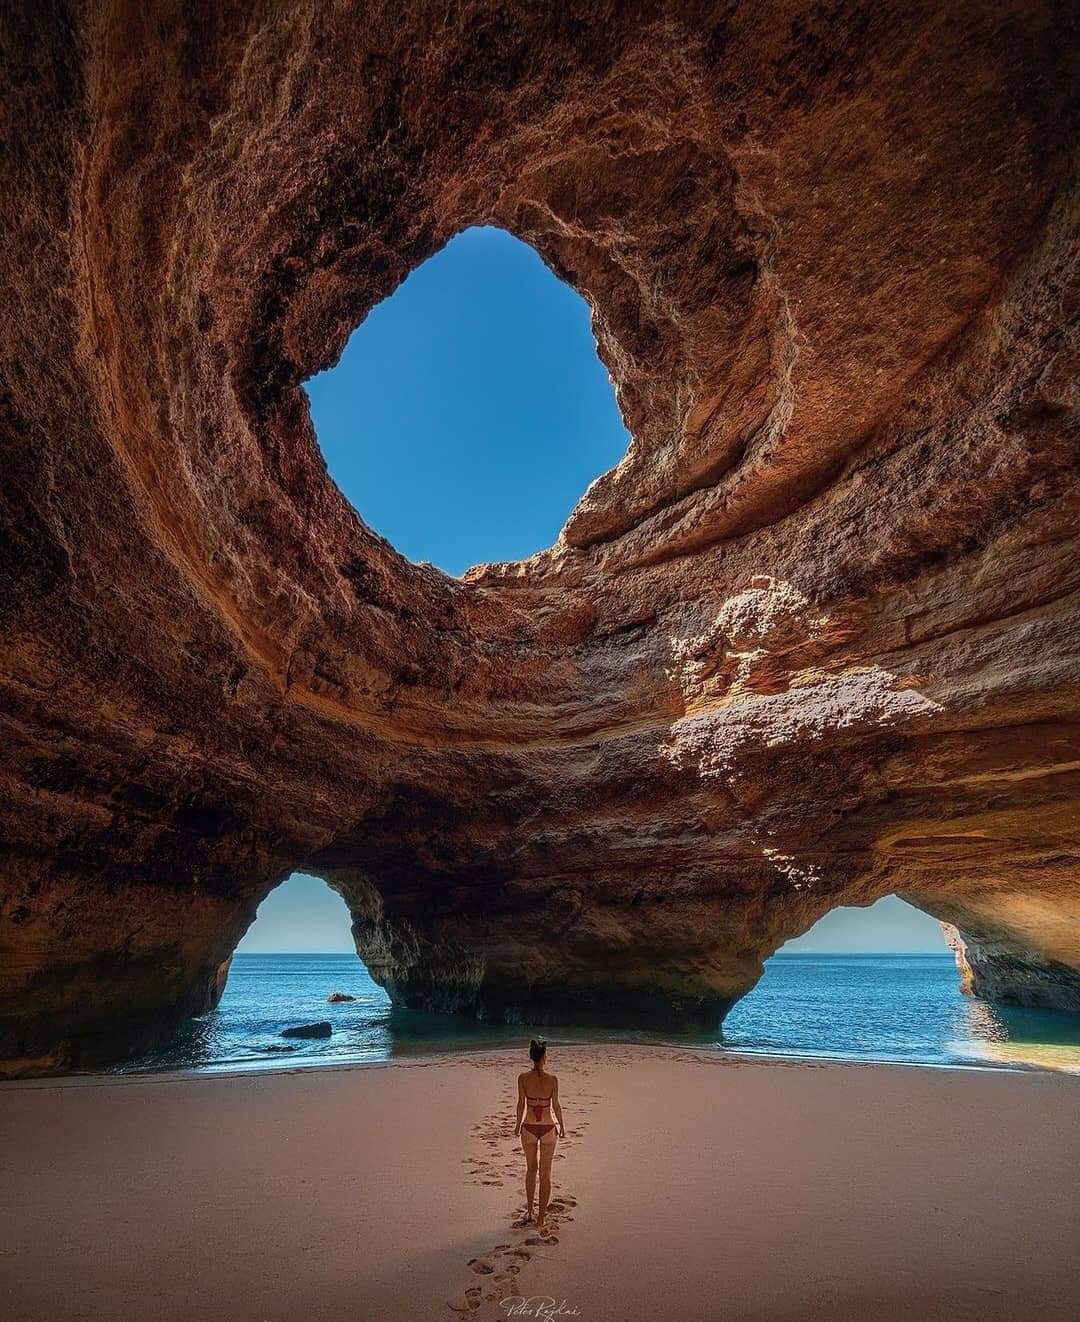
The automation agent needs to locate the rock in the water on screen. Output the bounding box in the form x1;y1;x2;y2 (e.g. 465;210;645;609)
326;992;356;1003
281;1022;333;1039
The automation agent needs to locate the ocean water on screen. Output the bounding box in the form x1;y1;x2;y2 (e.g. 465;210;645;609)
111;952;1080;1076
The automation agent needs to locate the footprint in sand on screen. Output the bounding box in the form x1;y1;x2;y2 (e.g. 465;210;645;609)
467;1257;495;1275
497;1246;532;1261
447;1284;484;1313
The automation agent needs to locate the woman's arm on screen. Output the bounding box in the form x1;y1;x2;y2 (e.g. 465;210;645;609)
552;1076;565;1138
514;1074;525;1135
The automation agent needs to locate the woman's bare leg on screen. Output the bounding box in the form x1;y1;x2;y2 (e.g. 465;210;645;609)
537;1134;557;1229
520;1131;539;1220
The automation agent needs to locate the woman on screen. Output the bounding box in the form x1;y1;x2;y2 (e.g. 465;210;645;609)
513;1037;565;1230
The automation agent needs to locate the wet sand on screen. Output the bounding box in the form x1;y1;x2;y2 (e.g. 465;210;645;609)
1;1045;1078;1322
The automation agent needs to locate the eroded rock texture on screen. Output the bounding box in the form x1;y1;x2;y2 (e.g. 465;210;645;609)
1;1;1078;1074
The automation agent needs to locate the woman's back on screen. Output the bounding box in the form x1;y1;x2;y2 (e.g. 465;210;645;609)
521;1069;556;1123
520;1069;556;1103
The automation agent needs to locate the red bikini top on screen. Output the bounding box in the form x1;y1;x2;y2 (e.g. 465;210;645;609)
526;1095;551;1105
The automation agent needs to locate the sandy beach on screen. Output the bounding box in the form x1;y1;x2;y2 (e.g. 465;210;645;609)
2;1046;1078;1322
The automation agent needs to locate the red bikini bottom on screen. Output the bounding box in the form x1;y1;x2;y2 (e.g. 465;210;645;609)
522;1122;556;1139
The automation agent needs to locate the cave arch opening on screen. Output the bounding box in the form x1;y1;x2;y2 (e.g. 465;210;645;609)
303;225;630;577
720;895;961;1064
187;873;393;1070
720;896;1080;1070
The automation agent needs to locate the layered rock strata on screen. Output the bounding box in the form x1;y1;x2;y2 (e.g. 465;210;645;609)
1;1;1077;1074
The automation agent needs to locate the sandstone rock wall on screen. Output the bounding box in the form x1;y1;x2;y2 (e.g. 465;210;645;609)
1;1;1077;1074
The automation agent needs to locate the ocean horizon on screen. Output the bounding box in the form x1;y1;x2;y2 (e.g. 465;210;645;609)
110;951;1080;1077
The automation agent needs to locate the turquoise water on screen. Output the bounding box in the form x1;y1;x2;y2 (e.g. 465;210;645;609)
111;953;1080;1075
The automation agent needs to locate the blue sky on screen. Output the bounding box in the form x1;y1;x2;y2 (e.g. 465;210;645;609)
237;874;355;953
242;227;946;955
305;226;629;576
